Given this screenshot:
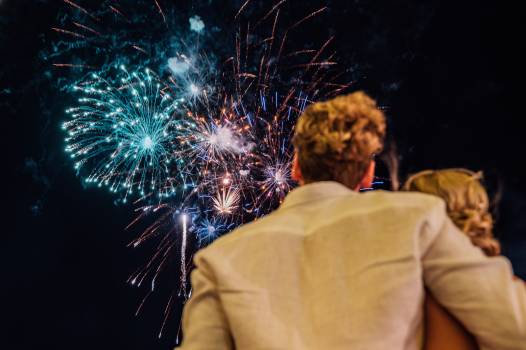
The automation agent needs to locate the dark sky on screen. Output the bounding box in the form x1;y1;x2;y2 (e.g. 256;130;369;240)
4;0;525;349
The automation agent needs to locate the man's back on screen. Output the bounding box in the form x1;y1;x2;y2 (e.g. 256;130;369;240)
180;182;526;349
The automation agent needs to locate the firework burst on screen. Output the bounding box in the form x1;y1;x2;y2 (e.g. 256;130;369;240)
62;65;194;201
195;217;234;247
212;185;241;215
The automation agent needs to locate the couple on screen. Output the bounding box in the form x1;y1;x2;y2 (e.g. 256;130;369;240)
178;92;525;349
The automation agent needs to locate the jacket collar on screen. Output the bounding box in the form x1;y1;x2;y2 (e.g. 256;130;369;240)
280;181;356;210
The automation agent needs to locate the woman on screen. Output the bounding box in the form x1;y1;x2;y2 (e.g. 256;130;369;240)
404;169;501;350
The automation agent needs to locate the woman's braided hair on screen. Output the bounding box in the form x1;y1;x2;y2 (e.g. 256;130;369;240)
292;91;386;188
404;169;500;256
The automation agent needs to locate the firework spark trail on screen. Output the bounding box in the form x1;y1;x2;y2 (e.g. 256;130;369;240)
127;207;179;289
53;63;97;69
235;0;252;19
159;292;175;338
109;5;131;23
257;0;287;27
180;214;188;295
132;45;148;54
276;7;329;74
306;36;334;71
153;0;167;25
262;10;280;87
63;0;100;22
72;22;102;36
52;27;87;39
289;6;328;30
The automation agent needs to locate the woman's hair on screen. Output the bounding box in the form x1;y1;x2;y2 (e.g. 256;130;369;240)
403;169;500;256
292;91;386;188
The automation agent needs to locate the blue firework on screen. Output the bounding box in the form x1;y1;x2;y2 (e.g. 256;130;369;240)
62;65;191;202
196;217;234;247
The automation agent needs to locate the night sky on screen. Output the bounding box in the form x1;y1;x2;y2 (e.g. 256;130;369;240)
4;0;525;349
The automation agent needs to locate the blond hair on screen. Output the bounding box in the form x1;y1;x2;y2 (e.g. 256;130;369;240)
292;91;386;188
404;169;500;256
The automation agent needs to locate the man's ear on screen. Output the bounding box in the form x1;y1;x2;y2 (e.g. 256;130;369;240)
291;153;304;185
356;160;376;191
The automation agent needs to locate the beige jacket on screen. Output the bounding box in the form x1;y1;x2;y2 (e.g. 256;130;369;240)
179;182;526;350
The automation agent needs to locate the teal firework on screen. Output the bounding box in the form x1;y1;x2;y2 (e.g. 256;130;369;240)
63;65;190;202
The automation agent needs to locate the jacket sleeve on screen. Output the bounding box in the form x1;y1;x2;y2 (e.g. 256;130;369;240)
178;252;234;350
422;211;526;350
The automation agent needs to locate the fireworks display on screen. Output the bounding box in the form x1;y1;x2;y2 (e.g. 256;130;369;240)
49;0;351;341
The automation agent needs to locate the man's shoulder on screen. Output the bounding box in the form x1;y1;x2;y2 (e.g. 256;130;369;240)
194;212;277;260
345;189;446;213
338;190;448;234
372;190;445;206
373;189;447;217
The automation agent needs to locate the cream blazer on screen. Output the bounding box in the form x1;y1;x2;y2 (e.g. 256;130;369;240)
179;181;526;349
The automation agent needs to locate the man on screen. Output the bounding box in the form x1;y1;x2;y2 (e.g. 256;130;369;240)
179;92;526;349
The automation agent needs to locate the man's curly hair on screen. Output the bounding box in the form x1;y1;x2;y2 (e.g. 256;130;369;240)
292;91;386;188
